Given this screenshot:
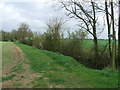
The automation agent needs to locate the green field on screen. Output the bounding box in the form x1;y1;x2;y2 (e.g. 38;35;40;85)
1;42;118;88
83;39;118;47
62;39;118;52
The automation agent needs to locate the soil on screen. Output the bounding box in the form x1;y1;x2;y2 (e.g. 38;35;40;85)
2;43;42;88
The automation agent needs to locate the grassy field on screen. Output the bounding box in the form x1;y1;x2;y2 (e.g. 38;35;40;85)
62;39;118;52
14;42;118;88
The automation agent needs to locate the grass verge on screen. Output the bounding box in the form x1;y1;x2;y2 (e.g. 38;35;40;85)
15;42;118;88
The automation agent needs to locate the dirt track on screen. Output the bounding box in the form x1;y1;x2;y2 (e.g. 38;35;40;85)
12;43;24;60
2;43;42;88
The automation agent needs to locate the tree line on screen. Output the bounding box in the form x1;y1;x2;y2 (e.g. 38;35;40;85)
0;0;120;70
59;0;120;69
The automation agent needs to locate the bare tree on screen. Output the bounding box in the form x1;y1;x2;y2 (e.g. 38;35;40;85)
17;23;33;44
111;0;116;69
105;0;112;59
95;0;118;68
61;0;99;57
43;18;64;52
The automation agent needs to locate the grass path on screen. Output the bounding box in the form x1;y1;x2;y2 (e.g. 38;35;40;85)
2;42;43;88
15;42;118;88
1;42;118;88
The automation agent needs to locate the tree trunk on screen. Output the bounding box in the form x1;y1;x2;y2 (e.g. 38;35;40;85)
105;1;112;59
91;1;98;57
118;1;120;69
93;36;98;57
111;1;116;69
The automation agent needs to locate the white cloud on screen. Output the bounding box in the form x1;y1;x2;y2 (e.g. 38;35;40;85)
0;1;118;39
0;2;69;33
0;0;52;3
0;2;49;32
0;3;27;30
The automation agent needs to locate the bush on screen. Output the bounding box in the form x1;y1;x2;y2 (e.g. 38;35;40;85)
42;18;63;52
79;46;110;69
32;34;43;49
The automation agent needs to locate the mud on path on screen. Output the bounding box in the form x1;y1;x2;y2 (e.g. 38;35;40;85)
2;43;42;88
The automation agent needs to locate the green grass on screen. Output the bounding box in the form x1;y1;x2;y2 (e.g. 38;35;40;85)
13;83;22;87
63;39;118;49
2;42;14;66
2;74;16;81
15;42;118;88
1;42;26;85
0;42;14;83
10;62;24;73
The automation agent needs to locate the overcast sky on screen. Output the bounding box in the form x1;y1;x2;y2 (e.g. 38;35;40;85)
0;0;118;39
